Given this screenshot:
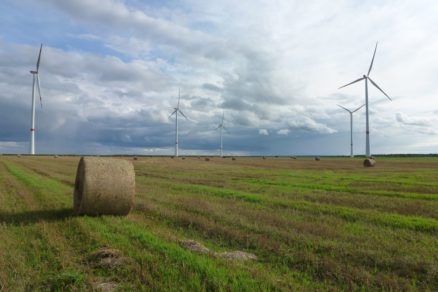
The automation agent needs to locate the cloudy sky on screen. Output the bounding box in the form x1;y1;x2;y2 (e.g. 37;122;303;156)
1;0;437;155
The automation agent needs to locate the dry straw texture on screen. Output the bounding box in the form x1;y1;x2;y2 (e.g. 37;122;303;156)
73;157;135;215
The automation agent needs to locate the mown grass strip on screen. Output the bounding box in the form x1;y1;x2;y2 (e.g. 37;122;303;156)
3;161;71;208
140;177;438;233
243;178;438;201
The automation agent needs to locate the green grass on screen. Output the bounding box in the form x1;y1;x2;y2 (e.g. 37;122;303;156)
1;156;438;290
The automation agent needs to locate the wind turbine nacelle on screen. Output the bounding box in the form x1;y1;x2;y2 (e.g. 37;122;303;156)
30;70;37;74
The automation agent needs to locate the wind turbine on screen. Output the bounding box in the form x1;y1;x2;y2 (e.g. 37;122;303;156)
339;42;391;158
29;44;43;155
169;89;188;157
216;112;225;157
337;104;364;158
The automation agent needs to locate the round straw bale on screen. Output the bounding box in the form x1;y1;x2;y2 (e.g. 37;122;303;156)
363;158;376;167
231;157;236;161
262;156;266;159
133;156;138;160
205;157;210;161
314;156;320;161
73;157;135;216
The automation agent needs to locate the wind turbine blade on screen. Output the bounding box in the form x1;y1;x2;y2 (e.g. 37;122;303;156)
178;109;188;120
367;42;378;76
368;77;392;101
352;104;365;113
337;104;351;113
168;109;177;119
177;88;180;109
36;44;43;72
36;74;43;108
338;77;365;89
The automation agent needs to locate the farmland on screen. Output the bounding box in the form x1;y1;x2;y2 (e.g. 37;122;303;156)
0;156;437;290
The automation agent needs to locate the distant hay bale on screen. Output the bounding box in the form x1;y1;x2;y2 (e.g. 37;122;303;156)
73;157;135;216
205;158;210;161
54;155;58;158
232;157;236;161
314;156;320;161
17;154;21;158
182;157;186;160
133;156;138;160
290;156;297;159
363;158;376;167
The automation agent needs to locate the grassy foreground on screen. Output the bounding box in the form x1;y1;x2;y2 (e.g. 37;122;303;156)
0;155;437;290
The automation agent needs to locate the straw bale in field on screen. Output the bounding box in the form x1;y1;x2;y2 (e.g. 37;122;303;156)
363;158;376;167
73;157;135;215
314;156;320;161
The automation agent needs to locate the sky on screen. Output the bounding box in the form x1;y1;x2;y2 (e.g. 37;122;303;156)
0;0;438;156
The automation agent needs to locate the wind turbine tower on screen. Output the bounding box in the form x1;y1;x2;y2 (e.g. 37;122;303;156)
169;89;188;157
217;112;225;157
29;44;43;155
339;42;391;158
337;104;364;157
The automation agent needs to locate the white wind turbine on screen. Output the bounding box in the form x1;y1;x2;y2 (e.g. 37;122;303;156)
339;42;391;158
337;104;364;158
29;44;44;155
169;89;188;157
216;112;226;157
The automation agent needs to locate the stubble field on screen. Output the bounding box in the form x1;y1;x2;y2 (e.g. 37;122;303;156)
0;155;437;290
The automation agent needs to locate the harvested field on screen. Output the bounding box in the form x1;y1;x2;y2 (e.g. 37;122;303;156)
0;156;438;290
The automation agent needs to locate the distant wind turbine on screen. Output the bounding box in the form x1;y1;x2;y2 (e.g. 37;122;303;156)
216;112;226;157
339;42;391;158
29;44;43;155
337;104;365;158
169;89;188;157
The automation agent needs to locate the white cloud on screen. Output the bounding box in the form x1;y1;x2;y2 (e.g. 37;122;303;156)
259;129;269;136
277;129;290;135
